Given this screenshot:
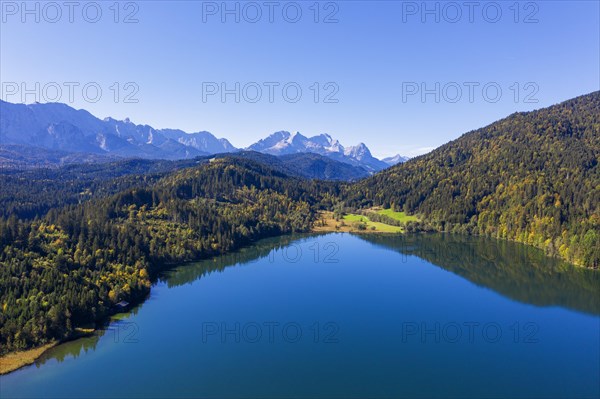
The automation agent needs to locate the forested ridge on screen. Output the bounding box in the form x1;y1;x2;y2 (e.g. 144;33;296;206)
0;157;205;220
1;91;599;355
343;91;600;267
0;158;337;354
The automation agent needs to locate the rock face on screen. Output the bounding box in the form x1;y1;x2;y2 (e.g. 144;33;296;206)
0;100;405;173
0;100;234;160
248;131;389;172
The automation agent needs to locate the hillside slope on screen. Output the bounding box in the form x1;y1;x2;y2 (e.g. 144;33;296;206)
212;151;370;181
345;91;600;267
0;158;336;354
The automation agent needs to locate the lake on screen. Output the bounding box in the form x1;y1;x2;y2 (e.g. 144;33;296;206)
2;233;599;398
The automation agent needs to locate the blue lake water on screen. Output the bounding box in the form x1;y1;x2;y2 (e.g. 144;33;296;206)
2;233;599;398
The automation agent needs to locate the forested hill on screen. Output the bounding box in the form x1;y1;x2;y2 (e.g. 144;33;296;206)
344;91;600;267
0;158;337;354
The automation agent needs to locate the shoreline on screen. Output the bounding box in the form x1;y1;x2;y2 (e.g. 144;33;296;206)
0;328;95;375
1;221;590;375
0;220;376;376
0;342;58;375
0;227;339;376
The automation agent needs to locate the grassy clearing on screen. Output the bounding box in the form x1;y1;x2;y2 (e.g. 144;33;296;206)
313;212;401;233
342;214;366;222
343;214;405;233
313;210;417;234
375;209;419;223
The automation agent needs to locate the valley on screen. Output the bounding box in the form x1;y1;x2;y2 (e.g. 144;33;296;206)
3;2;598;397
0;92;599;383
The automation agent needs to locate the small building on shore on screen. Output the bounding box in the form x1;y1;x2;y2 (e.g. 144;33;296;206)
114;301;130;312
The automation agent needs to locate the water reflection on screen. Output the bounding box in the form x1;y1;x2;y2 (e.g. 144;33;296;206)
34;333;100;368
34;304;147;367
162;234;315;288
359;233;600;315
163;233;600;315
3;232;598;399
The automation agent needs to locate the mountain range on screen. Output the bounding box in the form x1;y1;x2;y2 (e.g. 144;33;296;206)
247;131;389;172
0;100;407;175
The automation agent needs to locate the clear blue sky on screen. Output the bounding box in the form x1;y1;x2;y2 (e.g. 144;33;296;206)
1;1;598;157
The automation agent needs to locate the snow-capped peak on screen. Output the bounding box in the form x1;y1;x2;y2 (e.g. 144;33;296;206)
382;154;410;166
344;143;371;160
287;132;298;142
246;131;390;172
